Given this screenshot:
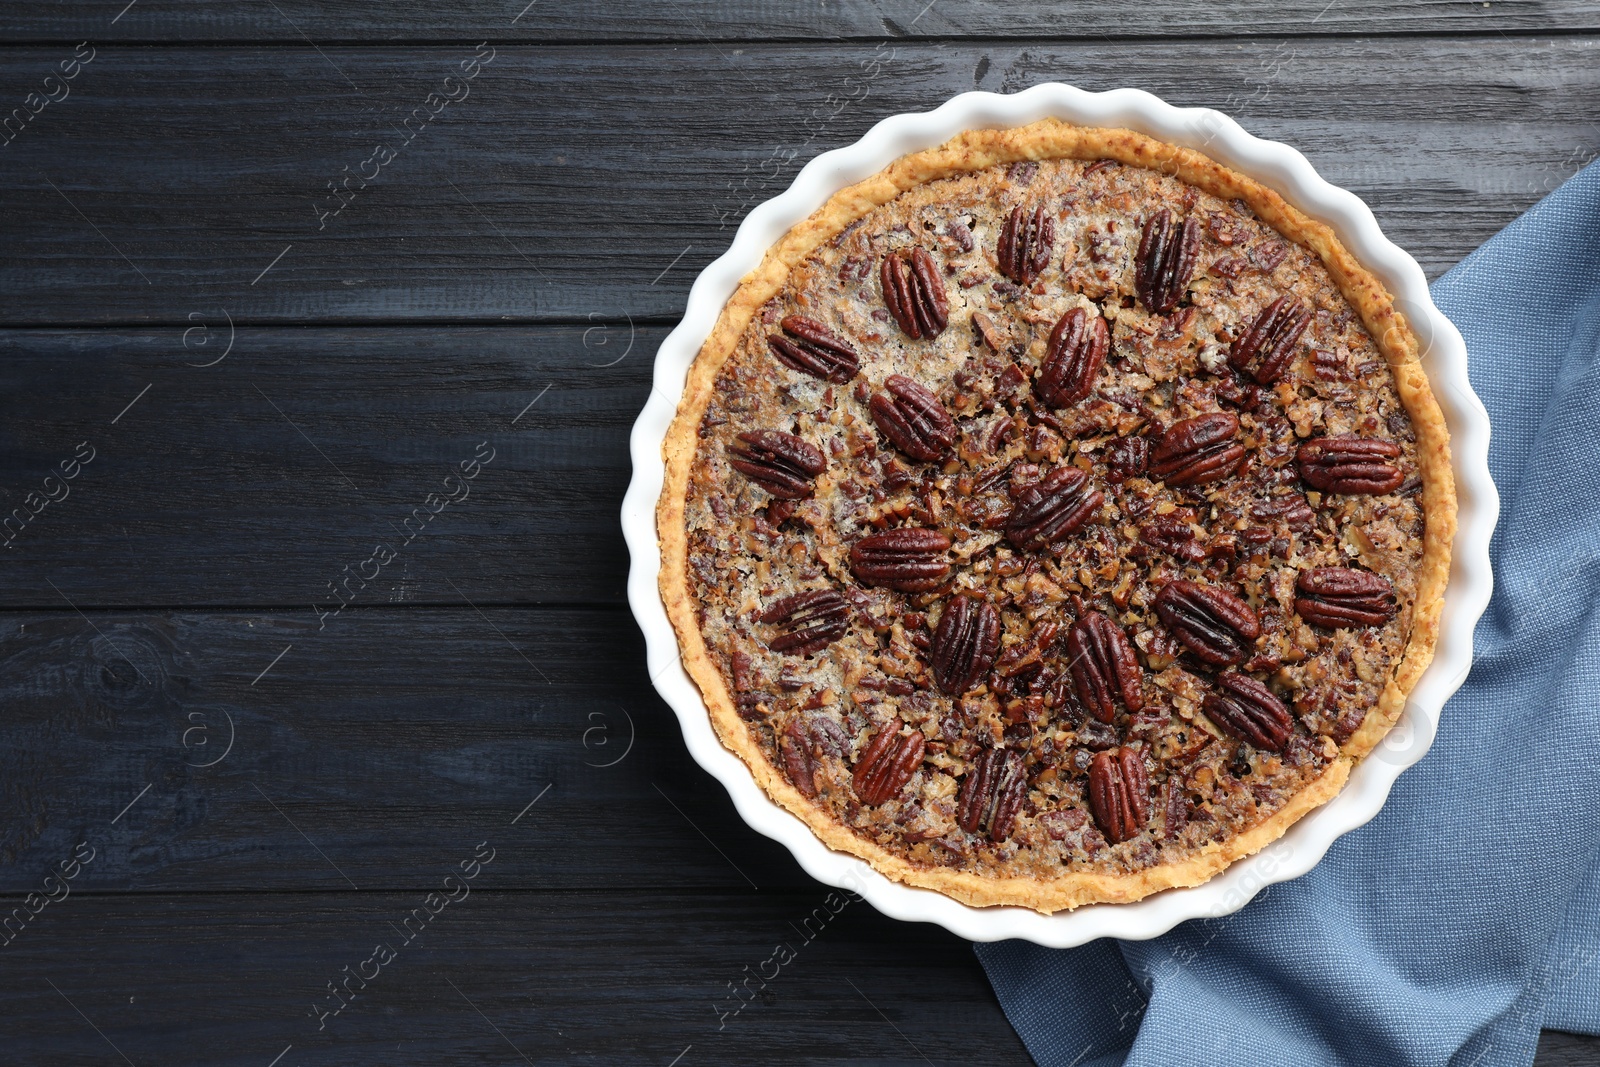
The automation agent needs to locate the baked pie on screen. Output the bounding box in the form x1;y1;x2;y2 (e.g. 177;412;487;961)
658;120;1454;912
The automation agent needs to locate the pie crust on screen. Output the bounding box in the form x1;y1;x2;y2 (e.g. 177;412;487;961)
657;121;1455;913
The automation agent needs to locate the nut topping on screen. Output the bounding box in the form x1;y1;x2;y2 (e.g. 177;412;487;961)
1163;777;1188;841
1229;295;1313;384
727;430;826;499
766;315;860;383
1203;672;1293;751
1037;306;1110;407
1154;580;1262;666
880;247;950;340
1298;436;1405;495
957;747;1028;842
869;375;956;462
997;203;1055;286
931;595;1002;695
684;151;1432;896
779;714;849;798
853;726;926;805
849;528;952;592
1135;208;1200;315
1148;412;1246;488
759;590;851;656
1104;435;1149;484
1005;467;1104;552
1088;747;1150;844
1252;493;1316;531
1066;611;1144;723
1139;512;1205;564
1295;567;1396;628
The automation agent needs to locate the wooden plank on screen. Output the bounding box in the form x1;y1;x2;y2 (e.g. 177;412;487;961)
1539;1033;1600;1066
0;326;652;607
0;887;1590;1064
0;608;843;894
0;39;1594;325
0;889;1028;1066
5;0;1600;42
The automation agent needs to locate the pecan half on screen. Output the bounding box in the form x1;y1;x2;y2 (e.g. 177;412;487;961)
1229;295;1313;384
1295;567;1396;628
1298;436;1405;495
957;747;1027;842
997;203;1055;286
779;714;849;798
1203;672;1293;751
880;247;950;340
931;595;1002;695
1088;747;1150;844
1148;412;1245;487
853;726;926;805
849;528;952;592
766;315;860;382
759;589;850;655
1066;611;1144;723
1252;492;1316;531
1135;208;1200;315
1005;467;1104;552
1104;435;1149;484
869;375;955;462
727;430;826;499
1007;160;1039;185
1163;777;1188;842
1154;580;1262;666
1037;306;1110;407
1139;512;1205;563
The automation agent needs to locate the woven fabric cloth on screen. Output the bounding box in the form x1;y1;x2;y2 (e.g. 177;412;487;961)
977;160;1600;1067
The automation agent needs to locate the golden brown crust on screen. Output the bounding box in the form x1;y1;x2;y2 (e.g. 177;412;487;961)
657;120;1454;912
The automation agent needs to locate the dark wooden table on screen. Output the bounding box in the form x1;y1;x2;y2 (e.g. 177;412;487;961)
2;3;1598;1064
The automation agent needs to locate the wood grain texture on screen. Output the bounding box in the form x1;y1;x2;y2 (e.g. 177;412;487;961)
0;39;1595;325
0;326;651;608
0;890;1029;1066
0;608;829;893
1538;1032;1600;1067
4;0;1600;41
0;889;1588;1066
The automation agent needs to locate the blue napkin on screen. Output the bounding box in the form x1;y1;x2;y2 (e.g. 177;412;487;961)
978;160;1600;1067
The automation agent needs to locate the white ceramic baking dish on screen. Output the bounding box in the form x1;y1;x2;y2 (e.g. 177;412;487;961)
621;83;1497;947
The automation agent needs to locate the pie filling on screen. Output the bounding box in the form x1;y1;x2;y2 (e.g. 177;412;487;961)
680;155;1425;885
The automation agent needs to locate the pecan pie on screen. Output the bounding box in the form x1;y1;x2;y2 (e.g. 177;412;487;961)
658;121;1454;912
